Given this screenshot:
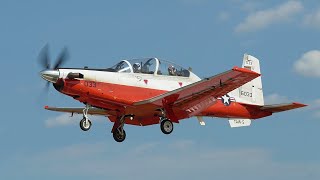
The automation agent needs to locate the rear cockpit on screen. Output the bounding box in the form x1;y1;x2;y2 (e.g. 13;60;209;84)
108;58;190;77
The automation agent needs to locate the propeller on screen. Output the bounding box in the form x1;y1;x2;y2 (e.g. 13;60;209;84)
38;44;69;90
38;44;69;71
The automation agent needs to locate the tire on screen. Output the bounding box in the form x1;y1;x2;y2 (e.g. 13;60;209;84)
160;119;173;134
113;129;126;142
80;118;92;131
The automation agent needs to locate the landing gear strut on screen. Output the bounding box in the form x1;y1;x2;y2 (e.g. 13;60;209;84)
79;104;92;131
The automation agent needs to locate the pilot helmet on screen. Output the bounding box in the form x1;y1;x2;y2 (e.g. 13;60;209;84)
168;65;176;75
133;63;141;72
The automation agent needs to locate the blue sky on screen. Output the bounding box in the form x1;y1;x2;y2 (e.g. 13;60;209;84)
1;0;320;179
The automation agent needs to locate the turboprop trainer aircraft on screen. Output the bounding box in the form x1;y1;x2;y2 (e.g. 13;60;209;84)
39;45;306;142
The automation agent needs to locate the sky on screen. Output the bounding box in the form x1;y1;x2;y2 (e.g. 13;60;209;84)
1;0;320;179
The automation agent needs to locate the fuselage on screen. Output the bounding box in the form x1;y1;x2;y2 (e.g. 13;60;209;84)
53;63;271;126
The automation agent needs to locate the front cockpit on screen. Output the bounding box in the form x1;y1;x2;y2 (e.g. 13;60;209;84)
107;58;191;77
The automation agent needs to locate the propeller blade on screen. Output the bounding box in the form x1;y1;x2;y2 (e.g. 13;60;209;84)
53;47;69;69
38;44;50;70
45;81;50;91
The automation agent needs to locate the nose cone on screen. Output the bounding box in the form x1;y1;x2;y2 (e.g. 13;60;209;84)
40;70;60;83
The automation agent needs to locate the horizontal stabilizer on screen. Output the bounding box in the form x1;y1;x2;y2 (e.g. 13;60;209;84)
229;118;251;128
260;102;307;113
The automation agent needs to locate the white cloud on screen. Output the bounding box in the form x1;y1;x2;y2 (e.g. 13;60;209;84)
45;114;78;128
240;1;262;12
264;93;290;105
169;139;195;150
8;140;320;180
294;50;320;77
304;9;320;28
132;142;160;154
235;1;303;33
217;12;230;21
44;113;105;128
307;99;320;118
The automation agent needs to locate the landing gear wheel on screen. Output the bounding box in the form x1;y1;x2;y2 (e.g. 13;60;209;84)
160;119;173;134
80;118;92;131
113;129;126;142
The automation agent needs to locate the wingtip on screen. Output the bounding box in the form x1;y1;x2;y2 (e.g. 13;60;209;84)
232;66;261;76
44;105;49;109
292;102;308;107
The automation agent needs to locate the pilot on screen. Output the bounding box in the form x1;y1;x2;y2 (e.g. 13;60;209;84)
168;65;176;76
133;63;141;73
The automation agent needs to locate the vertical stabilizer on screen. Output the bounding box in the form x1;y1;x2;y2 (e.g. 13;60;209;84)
229;54;264;105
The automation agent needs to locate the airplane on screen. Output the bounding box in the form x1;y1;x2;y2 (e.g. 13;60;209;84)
39;45;307;142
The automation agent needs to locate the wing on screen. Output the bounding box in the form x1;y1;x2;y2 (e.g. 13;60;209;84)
134;66;260;121
260;102;307;113
44;106;112;116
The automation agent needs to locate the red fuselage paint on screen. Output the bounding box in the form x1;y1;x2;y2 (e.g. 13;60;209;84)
57;79;272;126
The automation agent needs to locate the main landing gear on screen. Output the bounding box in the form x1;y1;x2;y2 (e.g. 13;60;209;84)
158;109;174;135
77;105;174;142
160;118;174;134
79;104;92;131
111;115;174;143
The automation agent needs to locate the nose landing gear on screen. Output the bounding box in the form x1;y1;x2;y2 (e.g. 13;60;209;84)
113;129;126;142
111;114;134;142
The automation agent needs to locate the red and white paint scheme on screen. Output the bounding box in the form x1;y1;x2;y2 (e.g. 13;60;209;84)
39;49;306;142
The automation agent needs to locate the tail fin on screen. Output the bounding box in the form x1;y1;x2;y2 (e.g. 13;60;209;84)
229;54;264;105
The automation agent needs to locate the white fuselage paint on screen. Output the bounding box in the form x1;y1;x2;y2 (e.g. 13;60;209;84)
58;69;201;92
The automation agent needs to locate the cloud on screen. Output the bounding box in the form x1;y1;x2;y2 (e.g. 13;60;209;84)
235;1;303;33
169;139;195;150
307;99;320;118
217;12;230;21
132;142;160;154
6;140;320;180
44;114;79;128
44;113;105;128
304;9;320;29
241;1;261;12
264;93;290;104
294;50;320;77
